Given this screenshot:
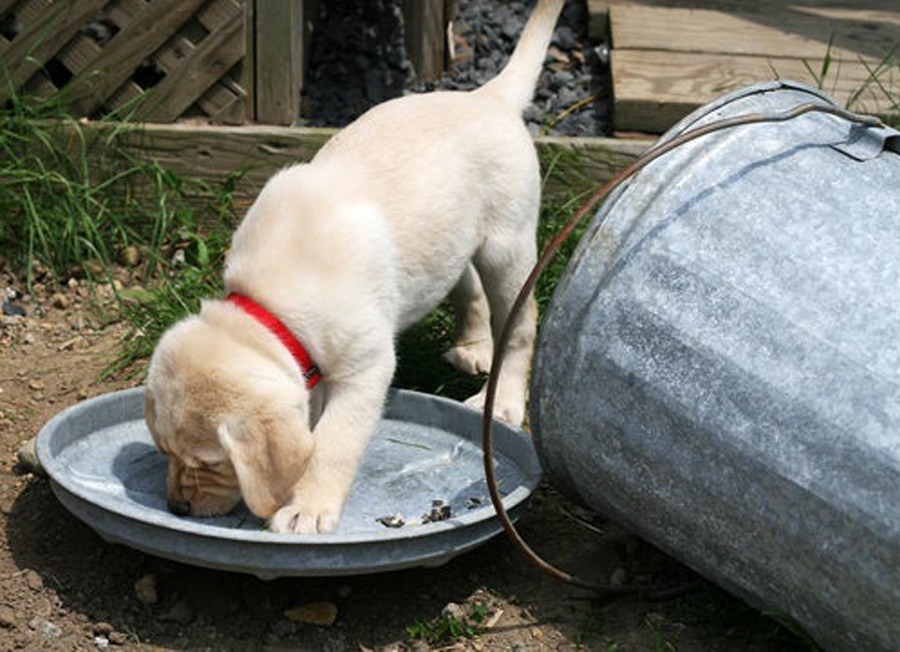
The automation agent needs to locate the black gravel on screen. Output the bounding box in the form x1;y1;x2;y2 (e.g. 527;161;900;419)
300;0;611;136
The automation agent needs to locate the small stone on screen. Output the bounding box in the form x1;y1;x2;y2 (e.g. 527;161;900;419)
283;601;338;626
83;259;104;278
25;570;42;591
66;313;86;331
0;496;19;516
109;631;128;645
16;438;44;476
50;293;70;310
94;622;114;636
119;245;141;268
134;574;158;605
422;499;451;523
376;514;405;528
58;335;87;352
94;635;110;649
28;379;45;391
441;602;466;621
40;620;62;639
0;604;16;628
2;301;26;317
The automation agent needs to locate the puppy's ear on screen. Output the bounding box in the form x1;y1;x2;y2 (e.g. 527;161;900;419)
144;389;157;434
217;408;314;518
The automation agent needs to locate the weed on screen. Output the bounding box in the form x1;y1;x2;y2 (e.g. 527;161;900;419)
0;85;246;376
849;47;900;128
573;604;607;645
405;602;492;646
801;33;836;91
796;39;900;129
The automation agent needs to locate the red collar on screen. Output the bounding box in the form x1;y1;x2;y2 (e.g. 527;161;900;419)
226;292;321;389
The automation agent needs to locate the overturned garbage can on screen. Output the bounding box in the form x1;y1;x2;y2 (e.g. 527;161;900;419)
530;81;900;652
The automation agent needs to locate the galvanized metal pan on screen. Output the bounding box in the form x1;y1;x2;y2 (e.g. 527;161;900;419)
37;387;541;578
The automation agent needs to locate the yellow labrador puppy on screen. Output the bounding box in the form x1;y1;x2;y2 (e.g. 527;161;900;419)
144;0;565;533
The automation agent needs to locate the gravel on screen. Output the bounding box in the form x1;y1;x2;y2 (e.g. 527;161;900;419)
300;0;611;136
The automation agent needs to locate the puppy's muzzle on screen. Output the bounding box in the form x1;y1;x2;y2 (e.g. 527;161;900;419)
168;498;191;516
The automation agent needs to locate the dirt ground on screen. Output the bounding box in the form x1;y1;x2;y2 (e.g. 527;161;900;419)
0;264;808;652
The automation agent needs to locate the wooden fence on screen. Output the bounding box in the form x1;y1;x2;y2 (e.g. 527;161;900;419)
0;0;450;125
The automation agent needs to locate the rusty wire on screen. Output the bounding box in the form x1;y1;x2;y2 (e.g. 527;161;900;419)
481;102;885;597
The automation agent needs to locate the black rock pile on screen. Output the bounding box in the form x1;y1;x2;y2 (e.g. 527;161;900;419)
300;0;610;136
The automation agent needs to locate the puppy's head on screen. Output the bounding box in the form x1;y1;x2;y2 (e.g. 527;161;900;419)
144;311;315;519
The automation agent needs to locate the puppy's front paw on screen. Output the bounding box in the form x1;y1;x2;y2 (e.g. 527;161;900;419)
269;503;340;534
443;339;493;375
464;388;525;426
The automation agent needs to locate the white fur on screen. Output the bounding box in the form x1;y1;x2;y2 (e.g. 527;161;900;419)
144;0;565;533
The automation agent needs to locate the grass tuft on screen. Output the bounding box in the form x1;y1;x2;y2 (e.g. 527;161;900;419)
0;90;243;376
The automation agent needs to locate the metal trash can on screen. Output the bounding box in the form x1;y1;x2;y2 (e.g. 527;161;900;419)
530;80;900;652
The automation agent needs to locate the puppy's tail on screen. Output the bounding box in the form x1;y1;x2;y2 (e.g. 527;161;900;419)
476;0;565;113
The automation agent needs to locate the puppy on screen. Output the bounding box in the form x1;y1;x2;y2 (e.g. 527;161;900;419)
144;0;565;533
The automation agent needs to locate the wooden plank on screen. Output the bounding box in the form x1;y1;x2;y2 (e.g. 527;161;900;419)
189;69;245;121
253;0;306;125
59;120;647;207
204;89;246;124
0;0;21;17
243;0;256;121
188;0;247;123
104;0;148;27
0;0;110;100
403;0;449;81
610;4;900;63
587;0;611;42
135;11;244;122
611;49;898;133
196;0;242;32
104;0;243;121
21;70;59;100
106;80;147;116
595;0;900;32
59;0;210;116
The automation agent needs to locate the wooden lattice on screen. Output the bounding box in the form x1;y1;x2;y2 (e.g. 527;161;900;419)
0;0;248;123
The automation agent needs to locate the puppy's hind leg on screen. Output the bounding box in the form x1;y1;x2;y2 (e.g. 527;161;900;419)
465;231;538;426
443;263;494;375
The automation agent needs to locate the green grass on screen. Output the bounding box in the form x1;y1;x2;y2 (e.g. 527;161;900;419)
0;90;591;384
0;92;242;375
405;602;492;646
797;37;900;129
